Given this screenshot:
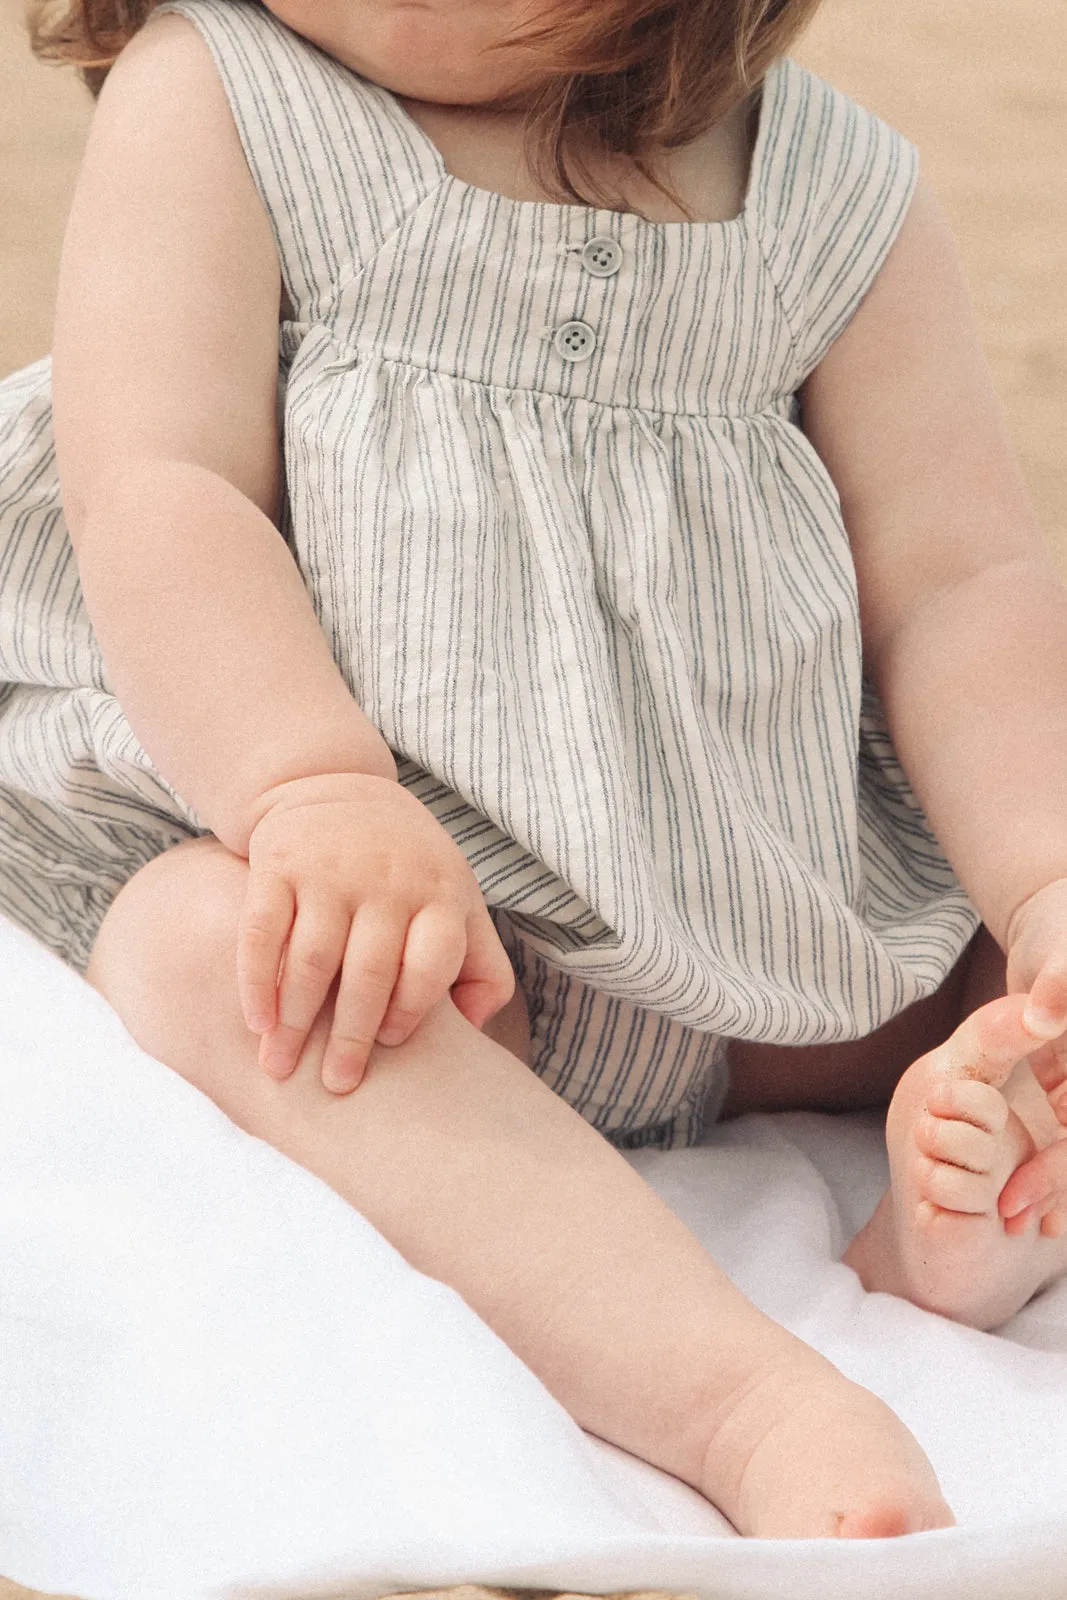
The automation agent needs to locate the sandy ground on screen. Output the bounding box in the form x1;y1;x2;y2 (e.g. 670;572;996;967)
0;2;1063;1595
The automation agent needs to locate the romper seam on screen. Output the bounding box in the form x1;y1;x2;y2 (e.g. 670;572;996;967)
749;214;806;383
296;335;789;419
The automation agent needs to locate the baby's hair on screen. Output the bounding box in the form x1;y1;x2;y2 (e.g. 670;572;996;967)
27;0;821;220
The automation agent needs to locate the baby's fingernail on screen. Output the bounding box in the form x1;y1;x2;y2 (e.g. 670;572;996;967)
323;1070;358;1095
1023;1004;1063;1038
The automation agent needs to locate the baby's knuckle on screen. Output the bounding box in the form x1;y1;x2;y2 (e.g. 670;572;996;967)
420;944;462;981
258;841;296;874
292;945;334;976
353;959;397;992
328;1031;374;1058
311;846;344;878
422;873;456;906
384;1002;423;1031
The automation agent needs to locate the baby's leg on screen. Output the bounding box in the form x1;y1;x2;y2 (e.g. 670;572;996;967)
845;929;1067;1327
84;835;952;1539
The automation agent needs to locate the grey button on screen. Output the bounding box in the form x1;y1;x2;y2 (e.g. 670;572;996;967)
552;320;597;362
580;236;623;277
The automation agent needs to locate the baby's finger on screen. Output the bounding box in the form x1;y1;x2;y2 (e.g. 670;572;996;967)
1002;1202;1042;1238
1040;1205;1067;1239
264;899;351;1080
1022;960;1067;1039
375;905;467;1047
449;907;516;1030
320;912;408;1093
999;1137;1067;1222
1023;1038;1067;1124
1007;1190;1067;1240
237;871;296;1034
929;993;1061;1091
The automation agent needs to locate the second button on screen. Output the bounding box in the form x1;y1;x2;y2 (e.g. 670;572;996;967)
580;236;624;277
553;321;598;362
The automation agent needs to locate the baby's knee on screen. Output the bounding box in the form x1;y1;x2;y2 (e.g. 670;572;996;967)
85;834;248;1037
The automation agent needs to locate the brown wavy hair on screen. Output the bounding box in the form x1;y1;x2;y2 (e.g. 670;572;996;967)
26;0;821;219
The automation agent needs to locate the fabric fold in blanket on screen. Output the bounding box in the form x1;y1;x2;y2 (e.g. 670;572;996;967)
0;912;1064;1600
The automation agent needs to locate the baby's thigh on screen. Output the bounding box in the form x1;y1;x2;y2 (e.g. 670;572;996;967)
724;933;985;1118
480;981;531;1064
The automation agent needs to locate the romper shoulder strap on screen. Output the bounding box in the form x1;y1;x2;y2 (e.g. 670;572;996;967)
150;0;441;319
751;58;920;387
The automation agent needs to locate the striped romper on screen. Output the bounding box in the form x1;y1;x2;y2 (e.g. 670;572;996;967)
0;0;979;1150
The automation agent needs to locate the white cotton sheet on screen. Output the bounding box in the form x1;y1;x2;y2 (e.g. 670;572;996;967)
0;910;1065;1600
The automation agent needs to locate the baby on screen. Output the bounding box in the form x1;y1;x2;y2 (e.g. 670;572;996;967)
2;0;1067;1543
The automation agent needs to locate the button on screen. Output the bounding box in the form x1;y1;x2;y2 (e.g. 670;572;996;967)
552;320;597;362
580;236;623;277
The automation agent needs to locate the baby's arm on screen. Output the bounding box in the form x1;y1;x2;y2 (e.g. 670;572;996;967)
54;15;520;1073
800;177;1067;952
52;14;397;855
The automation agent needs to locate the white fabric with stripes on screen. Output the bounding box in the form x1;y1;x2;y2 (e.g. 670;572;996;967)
0;0;978;1146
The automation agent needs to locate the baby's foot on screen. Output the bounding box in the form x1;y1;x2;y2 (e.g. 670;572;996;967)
702;1341;953;1538
845;994;1067;1328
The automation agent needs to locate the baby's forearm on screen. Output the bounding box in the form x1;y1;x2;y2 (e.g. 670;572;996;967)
72;457;397;854
874;555;1067;943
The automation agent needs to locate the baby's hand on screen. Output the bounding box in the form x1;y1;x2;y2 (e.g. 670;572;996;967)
1006;878;1067;1092
238;772;514;1092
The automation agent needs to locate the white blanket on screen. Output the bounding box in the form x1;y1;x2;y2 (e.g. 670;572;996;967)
1;912;1065;1600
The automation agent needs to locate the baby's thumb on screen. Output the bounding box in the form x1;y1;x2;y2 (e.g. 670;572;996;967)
450;911;516;1030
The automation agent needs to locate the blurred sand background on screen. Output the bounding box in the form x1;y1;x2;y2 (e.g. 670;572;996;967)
1;0;1064;561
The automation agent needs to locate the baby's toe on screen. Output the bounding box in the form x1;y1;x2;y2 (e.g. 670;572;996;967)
914;1109;998;1174
925;1076;1008;1134
915;1152;997;1215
